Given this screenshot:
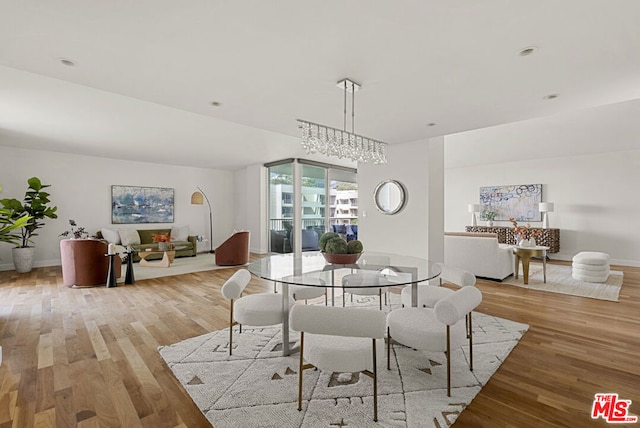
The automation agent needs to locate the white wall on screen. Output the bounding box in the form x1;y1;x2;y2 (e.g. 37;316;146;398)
358;138;445;261
0;145;235;270
445;148;640;267
235;164;268;254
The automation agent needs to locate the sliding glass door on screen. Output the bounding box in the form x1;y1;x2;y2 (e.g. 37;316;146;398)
267;159;357;254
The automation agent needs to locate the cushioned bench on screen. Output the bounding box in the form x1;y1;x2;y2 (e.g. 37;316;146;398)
572;251;610;283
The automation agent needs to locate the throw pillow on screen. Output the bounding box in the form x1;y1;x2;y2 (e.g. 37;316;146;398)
119;229;141;246
101;227;121;244
171;225;189;241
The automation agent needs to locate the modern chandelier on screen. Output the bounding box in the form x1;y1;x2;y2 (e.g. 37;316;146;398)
298;78;388;165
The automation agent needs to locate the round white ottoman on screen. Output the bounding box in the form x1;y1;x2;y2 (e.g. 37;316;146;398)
572;252;610;283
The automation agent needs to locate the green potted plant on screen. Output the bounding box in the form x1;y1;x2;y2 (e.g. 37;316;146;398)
0;185;33;247
0;177;58;272
319;231;363;264
481;209;498;227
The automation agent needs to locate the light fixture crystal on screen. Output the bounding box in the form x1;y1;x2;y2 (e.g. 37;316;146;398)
298;78;388;165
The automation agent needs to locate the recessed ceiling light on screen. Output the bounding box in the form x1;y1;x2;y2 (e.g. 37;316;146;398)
543;94;559;100
517;46;537;57
210;101;221;107
59;58;76;67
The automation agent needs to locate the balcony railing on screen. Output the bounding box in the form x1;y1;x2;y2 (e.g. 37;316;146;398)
270;217;357;231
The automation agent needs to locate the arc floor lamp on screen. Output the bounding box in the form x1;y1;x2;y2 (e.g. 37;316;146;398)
191;187;214;253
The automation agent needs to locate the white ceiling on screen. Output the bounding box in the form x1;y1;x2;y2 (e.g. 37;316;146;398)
1;0;640;170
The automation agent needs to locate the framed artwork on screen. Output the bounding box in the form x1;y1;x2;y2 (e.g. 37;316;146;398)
111;185;174;224
479;184;542;221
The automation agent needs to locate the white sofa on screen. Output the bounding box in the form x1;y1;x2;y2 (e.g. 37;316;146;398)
444;232;514;281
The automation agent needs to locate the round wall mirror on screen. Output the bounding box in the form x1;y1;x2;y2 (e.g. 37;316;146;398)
374;180;407;215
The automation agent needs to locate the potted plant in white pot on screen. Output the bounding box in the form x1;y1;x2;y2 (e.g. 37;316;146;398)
481;209;498;227
0;177;58;273
0;185;33;248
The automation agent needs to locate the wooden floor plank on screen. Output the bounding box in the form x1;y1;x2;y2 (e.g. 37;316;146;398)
0;258;639;427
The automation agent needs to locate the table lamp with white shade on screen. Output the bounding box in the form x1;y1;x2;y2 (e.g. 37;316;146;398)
539;202;554;228
468;203;480;226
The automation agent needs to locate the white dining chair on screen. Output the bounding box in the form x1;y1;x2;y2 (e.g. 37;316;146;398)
290;304;386;421
387;286;483;397
220;269;293;355
400;263;476;308
342;271;391;310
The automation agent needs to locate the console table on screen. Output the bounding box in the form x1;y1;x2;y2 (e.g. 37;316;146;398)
465;226;560;253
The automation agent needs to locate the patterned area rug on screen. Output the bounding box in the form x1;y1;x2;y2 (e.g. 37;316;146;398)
502;263;623;301
159;296;528;427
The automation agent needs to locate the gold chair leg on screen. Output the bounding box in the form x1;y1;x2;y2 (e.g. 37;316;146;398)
298;332;304;411
372;338;378;422
446;325;451;397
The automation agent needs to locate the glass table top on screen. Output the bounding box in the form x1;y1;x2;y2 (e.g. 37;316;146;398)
247;251;441;288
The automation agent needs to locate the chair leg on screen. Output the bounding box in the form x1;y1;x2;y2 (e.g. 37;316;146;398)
379;289;382;310
386;327;391;370
298;332;304;411
342;291;346;307
229;299;234;356
273;281;277;293
325;289;328;306
372;338;378;422
446;325;451;397
469;311;474;372
465;313;470;338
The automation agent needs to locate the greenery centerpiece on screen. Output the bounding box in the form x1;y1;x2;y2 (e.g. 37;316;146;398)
0;177;58;272
319;231;363;264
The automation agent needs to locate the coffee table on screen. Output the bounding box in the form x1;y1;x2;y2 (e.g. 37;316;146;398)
512;245;550;284
138;246;187;268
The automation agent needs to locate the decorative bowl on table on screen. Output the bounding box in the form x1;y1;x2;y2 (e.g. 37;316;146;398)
322;252;362;265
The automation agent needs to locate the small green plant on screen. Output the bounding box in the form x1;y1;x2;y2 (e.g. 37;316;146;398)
324;236;348;254
347;240;363;254
481;210;498;221
319;232;340;251
59;219;93;239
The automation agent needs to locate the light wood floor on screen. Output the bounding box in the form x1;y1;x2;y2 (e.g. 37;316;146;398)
0;256;638;427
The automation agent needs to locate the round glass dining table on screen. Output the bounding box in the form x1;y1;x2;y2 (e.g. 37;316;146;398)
247;251;441;355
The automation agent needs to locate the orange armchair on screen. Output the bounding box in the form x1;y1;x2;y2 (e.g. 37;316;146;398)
215;231;250;266
60;239;122;287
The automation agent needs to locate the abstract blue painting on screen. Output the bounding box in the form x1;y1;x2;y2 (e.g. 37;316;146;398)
111;185;174;224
